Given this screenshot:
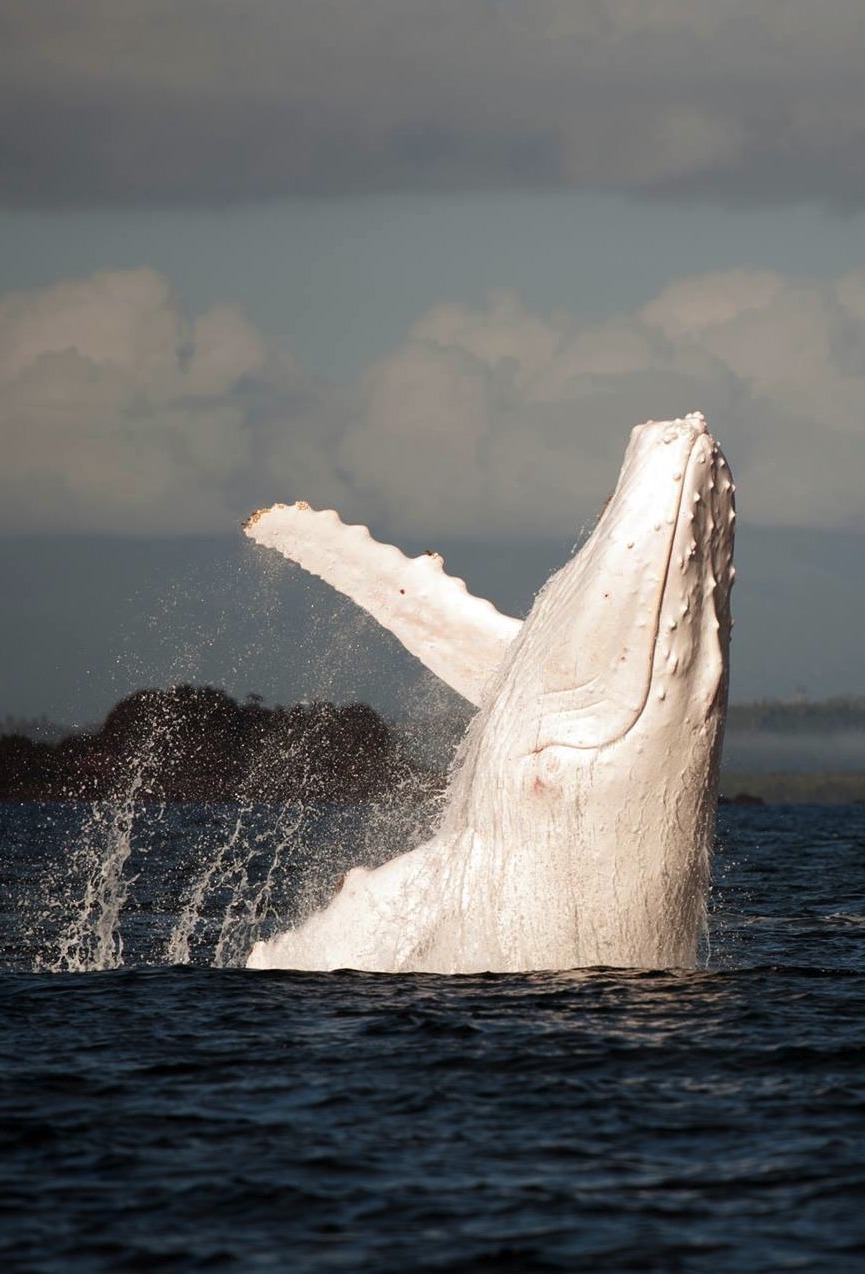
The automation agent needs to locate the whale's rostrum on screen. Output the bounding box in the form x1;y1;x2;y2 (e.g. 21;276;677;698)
244;412;735;972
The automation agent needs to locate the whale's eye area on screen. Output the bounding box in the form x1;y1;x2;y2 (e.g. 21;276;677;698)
527;747;568;798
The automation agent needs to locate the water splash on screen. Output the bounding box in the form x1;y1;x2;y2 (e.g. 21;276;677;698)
167;801;309;968
37;788;143;973
27;541;447;974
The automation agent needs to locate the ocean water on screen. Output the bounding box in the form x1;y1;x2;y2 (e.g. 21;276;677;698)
2;801;865;1272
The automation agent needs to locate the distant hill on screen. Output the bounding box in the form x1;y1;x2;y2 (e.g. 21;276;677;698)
4;691;865;804
0;714;71;744
0;686;438;804
727;697;865;732
720;772;865;804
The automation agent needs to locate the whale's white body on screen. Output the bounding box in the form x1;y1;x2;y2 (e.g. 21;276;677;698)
245;413;735;972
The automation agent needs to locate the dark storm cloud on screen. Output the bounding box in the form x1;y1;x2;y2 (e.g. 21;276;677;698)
3;0;865;209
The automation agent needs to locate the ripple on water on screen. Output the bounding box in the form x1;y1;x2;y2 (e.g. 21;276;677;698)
3;803;865;1270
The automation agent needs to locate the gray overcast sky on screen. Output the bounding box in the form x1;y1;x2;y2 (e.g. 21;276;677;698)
2;1;865;721
5;193;865;382
6;1;865;209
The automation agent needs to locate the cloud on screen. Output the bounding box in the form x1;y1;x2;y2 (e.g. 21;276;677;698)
3;265;865;538
335;273;865;535
4;1;865;208
0;268;331;533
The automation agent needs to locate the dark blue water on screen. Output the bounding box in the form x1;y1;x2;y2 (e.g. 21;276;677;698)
3;802;865;1272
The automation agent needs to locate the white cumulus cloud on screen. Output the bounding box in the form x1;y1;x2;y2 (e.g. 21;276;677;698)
0;269;307;533
3;266;865;538
329;272;865;536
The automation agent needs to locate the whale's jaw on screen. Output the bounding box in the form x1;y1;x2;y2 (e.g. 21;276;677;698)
245;413;734;973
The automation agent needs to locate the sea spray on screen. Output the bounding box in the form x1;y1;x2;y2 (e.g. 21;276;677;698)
28;543;448;973
169;801;309;967
167;803;255;966
37;787;146;973
36;709;175;972
31;755;441;973
34;685;199;971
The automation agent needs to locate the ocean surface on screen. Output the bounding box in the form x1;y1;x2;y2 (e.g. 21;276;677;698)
3;800;865;1272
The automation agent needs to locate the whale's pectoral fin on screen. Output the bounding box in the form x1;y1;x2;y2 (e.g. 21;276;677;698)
244;502;522;706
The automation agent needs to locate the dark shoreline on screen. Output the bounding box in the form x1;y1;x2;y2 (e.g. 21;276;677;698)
0;686;440;806
4;686;865;806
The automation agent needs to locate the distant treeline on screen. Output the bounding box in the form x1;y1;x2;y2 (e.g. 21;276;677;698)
8;695;865;747
0;686;439;804
0;714;70;744
721;772;865;804
5;690;865;805
727;697;865;733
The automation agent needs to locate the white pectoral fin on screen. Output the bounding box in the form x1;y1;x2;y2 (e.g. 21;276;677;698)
244;502;522;705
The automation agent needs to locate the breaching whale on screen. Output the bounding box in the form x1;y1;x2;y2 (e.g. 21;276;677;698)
244;413;735;973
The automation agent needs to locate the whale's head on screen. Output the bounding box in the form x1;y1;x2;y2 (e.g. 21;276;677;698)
461;412;734;778
516;410;734;765
446;412;735;966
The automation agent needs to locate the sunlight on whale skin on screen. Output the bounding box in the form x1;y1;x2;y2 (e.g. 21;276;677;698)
244;413;735;973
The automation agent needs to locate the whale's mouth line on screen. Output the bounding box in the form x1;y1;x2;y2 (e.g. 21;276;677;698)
527;428;712;757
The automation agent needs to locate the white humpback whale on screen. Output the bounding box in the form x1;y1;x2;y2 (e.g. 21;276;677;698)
244;413;735;973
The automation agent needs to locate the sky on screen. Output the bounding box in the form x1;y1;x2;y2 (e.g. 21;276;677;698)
3;0;865;725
